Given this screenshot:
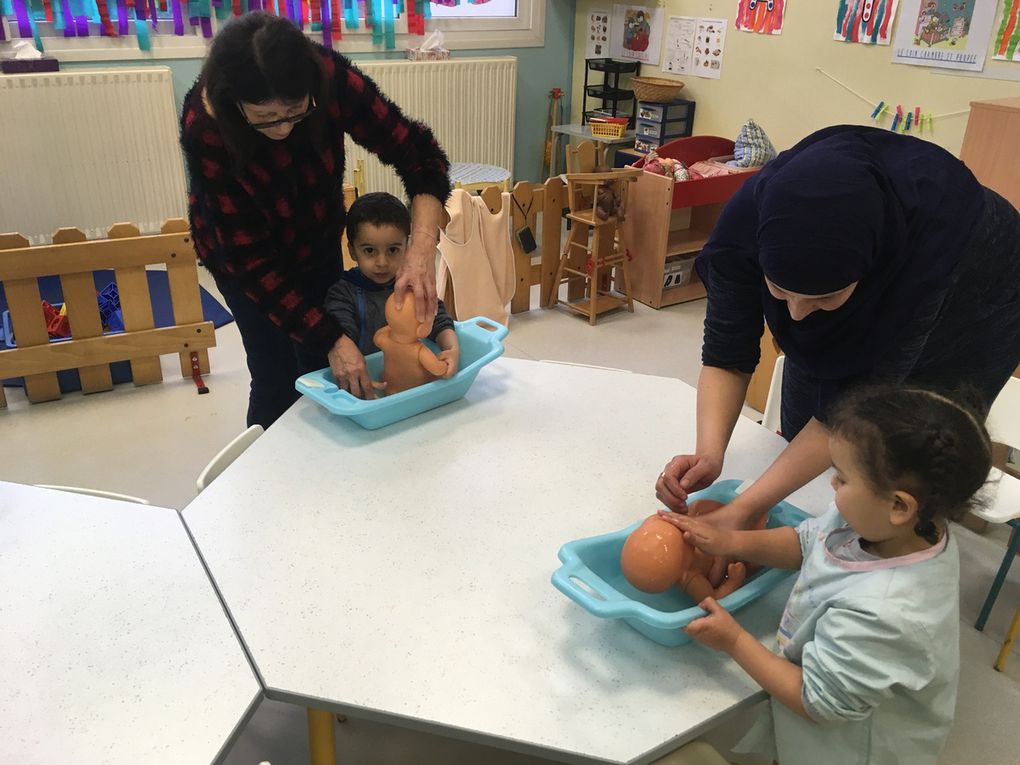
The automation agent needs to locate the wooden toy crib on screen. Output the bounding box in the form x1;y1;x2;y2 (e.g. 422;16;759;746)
0;219;215;407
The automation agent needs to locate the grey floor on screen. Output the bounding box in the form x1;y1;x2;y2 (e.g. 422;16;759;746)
3;278;1018;764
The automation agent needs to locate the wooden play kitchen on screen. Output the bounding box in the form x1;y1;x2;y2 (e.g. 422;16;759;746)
623;136;759;309
0;219;214;407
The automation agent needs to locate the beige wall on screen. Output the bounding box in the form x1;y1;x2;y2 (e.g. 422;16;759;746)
572;1;1020;156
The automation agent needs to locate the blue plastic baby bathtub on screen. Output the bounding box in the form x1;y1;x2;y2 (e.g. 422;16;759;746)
295;316;508;430
551;480;809;647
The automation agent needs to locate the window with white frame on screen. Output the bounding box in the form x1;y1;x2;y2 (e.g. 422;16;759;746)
0;0;544;62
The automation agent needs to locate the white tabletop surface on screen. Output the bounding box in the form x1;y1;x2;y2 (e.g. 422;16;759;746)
0;483;261;765
183;358;835;765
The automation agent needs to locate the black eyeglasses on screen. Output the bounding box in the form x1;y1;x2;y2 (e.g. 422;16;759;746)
239;96;317;131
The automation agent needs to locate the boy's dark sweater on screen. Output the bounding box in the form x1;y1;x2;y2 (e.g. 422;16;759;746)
323;267;455;355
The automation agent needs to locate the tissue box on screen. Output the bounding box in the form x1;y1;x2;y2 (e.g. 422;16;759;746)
405;46;450;61
2;57;60;74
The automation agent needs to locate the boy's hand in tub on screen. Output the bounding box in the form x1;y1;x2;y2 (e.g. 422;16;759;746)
438;348;459;379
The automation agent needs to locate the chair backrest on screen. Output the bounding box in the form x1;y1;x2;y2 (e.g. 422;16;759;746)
563;168;642;216
35;485;150;505
566;140;597;174
196;425;265;493
761;355;785;435
987;376;1020;449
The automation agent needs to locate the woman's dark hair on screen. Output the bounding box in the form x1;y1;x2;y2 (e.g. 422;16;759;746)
828;386;993;544
346;192;412;245
201;12;329;164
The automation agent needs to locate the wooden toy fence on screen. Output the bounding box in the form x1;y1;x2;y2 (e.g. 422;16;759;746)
444;176;572;318
0;219;215;407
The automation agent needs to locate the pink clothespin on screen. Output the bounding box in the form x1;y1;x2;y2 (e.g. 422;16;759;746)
914;107;921;126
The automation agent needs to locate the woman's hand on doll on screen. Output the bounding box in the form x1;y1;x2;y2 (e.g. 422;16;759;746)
685;597;746;654
657;511;737;558
329;335;384;400
438;348;459;379
394;239;438;325
655;453;723;512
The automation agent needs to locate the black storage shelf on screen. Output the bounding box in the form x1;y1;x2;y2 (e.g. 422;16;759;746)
582;58;640;127
585;84;634;101
587;58;640;74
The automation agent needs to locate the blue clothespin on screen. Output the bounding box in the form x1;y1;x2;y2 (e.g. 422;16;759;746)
870;100;885;120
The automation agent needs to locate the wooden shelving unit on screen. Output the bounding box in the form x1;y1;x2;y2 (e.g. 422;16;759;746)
620;136;760;309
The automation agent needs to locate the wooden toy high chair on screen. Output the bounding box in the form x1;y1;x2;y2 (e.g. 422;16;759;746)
552;167;641;325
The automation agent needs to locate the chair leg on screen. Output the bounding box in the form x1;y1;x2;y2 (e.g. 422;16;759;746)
995;606;1020;671
976;519;1020;631
307;707;336;765
588;227;603;325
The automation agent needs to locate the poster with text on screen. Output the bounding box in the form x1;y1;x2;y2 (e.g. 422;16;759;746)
993;0;1020;61
663;16;697;75
586;9;612;59
610;4;664;65
834;0;899;44
892;0;996;70
735;0;786;34
692;18;727;78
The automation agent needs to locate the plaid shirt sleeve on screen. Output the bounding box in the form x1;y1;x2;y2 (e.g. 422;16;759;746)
325;50;452;204
181;116;343;354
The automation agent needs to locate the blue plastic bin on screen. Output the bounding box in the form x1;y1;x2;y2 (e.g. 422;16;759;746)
295;316;508;430
551;480;809;647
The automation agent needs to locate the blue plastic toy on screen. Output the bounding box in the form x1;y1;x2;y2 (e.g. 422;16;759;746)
551;479;810;647
295;317;508;430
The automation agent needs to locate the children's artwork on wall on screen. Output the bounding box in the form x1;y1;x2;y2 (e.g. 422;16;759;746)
664;16;697;74
834;0;899;45
610;4;664;65
993;0;1020;62
735;0;786;35
586;9;612;59
892;0;997;71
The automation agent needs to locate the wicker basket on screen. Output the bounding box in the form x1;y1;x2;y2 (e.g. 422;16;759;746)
631;76;685;104
589;120;628;140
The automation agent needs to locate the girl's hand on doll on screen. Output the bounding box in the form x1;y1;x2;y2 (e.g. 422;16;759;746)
656;511;736;557
438;349;459;379
685;597;746;654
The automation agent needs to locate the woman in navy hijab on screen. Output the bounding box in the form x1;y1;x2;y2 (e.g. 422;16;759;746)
655;125;1020;536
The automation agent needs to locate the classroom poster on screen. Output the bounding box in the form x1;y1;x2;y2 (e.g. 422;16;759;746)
663;16;697;74
834;0;900;45
693;18;727;78
586;9;612;59
993;0;1020;61
664;16;726;78
735;0;786;35
892;0;997;71
610;4;664;65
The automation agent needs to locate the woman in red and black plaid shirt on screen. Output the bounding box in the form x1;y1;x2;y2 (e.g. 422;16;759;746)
180;13;450;428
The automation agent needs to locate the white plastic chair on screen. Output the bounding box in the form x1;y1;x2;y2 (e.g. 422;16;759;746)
196;425;264;493
760;355;785;435
35;485;150;505
974;376;1020;663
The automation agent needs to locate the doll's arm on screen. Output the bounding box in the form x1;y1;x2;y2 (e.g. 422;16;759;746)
373;326;393;352
418;344;449;376
436;328;459;378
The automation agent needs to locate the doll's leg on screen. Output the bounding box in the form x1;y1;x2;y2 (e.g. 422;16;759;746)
712;562;747;599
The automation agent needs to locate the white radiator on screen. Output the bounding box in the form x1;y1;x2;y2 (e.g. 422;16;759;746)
346;56;517;198
0;67;187;245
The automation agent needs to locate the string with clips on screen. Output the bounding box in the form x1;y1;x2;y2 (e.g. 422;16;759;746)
815;67;970;135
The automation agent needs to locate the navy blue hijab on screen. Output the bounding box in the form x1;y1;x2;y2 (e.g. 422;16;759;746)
737;126;983;380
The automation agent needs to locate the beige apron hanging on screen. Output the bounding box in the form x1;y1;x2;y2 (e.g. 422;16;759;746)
437;188;515;327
